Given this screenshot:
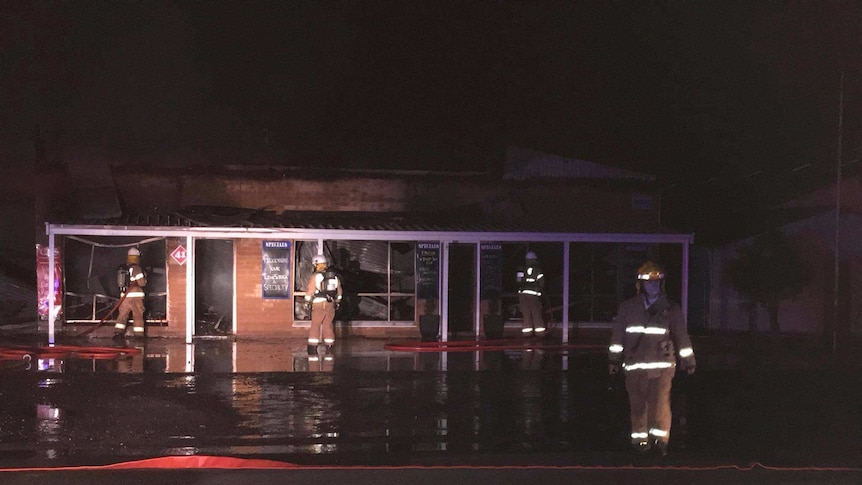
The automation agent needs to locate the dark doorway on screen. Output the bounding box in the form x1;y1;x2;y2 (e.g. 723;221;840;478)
194;239;234;336
447;243;476;338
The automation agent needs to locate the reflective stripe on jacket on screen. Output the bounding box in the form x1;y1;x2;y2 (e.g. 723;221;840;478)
517;265;544;296
124;264;147;298
608;294;695;371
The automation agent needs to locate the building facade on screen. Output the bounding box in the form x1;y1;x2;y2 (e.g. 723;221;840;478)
39;148;694;343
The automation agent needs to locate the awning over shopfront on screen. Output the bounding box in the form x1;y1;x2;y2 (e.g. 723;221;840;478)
45;209;693;344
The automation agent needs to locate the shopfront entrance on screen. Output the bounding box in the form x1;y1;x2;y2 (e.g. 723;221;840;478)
194;239;234;336
446;244;476;338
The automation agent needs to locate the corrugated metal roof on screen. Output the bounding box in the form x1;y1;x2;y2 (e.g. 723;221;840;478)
57;205;684;237
504;146;655;181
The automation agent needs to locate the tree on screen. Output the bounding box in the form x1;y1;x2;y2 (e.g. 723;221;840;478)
725;229;809;333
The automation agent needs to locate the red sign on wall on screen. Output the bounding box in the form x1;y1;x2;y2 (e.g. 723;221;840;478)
170;245;188;265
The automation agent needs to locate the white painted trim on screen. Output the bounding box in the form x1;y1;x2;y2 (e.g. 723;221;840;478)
562;241;570;344
441;241;449;342
185;236;193;344
47;223;694;245
48;234;55;344
474;242;481;337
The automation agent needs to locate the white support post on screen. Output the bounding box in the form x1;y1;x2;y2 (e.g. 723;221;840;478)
48;233;56;344
562;241;570;344
185;236;194;344
474;242;481;338
441;241;449;342
682;238;690;324
233;241;238;335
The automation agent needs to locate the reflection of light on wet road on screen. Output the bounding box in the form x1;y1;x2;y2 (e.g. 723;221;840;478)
38;378;60;388
36;404;62;459
161;446;199;455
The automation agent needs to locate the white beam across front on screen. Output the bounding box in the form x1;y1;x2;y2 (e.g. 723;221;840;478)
47;224;694;245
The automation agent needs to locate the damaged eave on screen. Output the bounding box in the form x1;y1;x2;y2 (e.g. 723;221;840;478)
46;222;693;245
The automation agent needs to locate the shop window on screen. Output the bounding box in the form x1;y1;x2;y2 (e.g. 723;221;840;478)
62;236;167;325
293;240;416;323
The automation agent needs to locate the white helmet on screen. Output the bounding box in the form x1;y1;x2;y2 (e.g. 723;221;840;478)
525;251;537;260
312;254;328;266
128;247;141;257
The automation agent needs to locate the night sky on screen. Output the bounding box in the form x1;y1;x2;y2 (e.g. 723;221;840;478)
4;0;862;241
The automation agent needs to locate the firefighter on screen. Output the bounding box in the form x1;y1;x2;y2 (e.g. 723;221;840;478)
516;251;545;335
113;247;148;340
608;260;696;456
305;254;342;360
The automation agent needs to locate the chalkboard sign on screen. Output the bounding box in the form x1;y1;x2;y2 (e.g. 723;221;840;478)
416;242;440;299
262;241;291;299
480;242;503;300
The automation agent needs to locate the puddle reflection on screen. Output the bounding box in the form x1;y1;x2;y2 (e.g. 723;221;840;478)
7;339;583;374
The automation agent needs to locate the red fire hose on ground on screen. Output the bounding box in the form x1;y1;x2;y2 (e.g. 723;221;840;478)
0;345;141;362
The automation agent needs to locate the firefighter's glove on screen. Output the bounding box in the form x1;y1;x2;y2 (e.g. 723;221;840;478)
608;363;621;375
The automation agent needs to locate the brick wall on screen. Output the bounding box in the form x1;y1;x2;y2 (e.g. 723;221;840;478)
235;238;297;336
114;172;412;213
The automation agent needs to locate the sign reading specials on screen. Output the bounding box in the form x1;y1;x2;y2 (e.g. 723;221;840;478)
262;241;291;299
416;242;440;300
480;242;503;301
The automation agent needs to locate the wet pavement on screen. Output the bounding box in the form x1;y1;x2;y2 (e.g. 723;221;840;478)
0;330;861;483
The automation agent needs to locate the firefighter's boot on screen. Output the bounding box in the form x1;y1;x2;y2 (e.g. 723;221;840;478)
632;440;652;455
653;439;668;457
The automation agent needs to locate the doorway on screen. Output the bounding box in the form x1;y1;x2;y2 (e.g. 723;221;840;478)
194;239;234;336
447;243;476;338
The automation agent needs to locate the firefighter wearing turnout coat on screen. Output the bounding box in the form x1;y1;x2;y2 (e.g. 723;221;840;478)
608;261;696;456
113;247;148;340
305;254;342;359
516;251;546;335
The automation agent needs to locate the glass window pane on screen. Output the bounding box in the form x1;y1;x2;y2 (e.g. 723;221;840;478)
389;296;415;321
356;295;389;321
329;240;387;293
389;242;415;293
294;296;311;321
294;240;319;292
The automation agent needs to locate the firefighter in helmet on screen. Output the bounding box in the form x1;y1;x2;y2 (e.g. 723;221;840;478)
516;250;546;335
305;254;342;360
113;247;148;340
608;260;696;456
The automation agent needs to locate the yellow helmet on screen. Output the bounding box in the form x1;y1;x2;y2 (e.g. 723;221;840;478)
636;260;665;281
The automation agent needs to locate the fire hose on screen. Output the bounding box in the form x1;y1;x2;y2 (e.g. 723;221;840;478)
74;292;128;338
0;344;141;362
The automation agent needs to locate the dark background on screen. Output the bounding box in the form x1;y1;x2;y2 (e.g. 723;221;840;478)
3;1;862;248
